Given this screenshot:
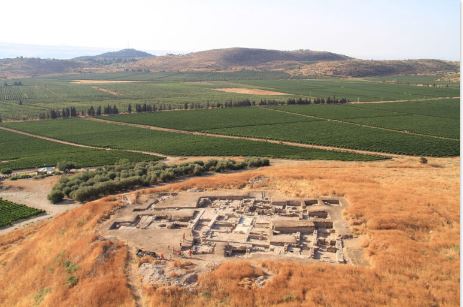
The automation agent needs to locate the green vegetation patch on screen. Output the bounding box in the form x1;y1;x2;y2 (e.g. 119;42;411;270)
208;120;459;156
234;79;460;101
0;198;45;227
105;107;314;131
50;158;271;203
348;114;459;139
3;119;382;161
0;128;158;170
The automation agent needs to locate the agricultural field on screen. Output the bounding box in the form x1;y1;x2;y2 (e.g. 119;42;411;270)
0;74;459;120
103;99;460;156
233;79;459;101
105;107;311;131
269;99;460;139
1;119;381;162
209;120;458;156
0;128;157;171
0;198;44;227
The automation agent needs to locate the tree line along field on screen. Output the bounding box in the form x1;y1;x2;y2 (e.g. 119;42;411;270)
0;198;44;227
0;74;459;120
0;128;159;171
1;119;383;168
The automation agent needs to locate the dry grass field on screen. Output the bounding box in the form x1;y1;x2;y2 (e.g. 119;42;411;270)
0;157;459;307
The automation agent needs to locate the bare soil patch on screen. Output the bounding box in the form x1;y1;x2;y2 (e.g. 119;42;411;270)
91;86;121;96
214;87;289;95
0;176;79;215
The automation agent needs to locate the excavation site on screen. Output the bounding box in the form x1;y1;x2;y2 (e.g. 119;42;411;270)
100;190;360;288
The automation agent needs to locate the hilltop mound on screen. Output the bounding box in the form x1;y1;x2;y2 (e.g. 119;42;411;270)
75;48;152;63
0;158;458;306
130;47;350;71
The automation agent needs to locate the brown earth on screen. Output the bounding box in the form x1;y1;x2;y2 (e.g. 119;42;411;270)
91;86;121;96
0;157;459;306
214;88;288;96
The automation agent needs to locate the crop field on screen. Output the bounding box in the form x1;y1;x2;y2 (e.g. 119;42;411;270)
0;198;44;227
233;79;459;101
0;74;459;120
209;120;458;156
105;107;312;131
0;129;157;170
269;99;460;139
56;71;291;81
1;119;381;161
102;99;460;156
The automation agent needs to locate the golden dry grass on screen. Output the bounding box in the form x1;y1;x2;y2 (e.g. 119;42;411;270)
0;198;134;307
0;157;459;307
144;157;460;307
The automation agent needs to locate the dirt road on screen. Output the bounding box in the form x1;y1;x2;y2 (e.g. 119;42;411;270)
86;117;395;158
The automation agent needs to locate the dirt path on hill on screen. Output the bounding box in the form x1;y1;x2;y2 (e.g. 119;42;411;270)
262;107;459;141
85;117;398;158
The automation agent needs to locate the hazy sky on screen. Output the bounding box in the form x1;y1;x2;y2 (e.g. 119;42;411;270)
0;0;460;60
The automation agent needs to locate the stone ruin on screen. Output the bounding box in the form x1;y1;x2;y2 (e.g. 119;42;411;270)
106;191;350;264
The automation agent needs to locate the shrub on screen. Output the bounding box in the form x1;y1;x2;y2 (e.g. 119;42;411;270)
0;168;12;175
57;161;77;172
48;190;64;204
52;158;270;203
67;275;78;288
420;157;428;164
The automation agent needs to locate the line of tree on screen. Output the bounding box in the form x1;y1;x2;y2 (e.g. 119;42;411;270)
36;96;350;120
48;158;270;203
39;107;79;119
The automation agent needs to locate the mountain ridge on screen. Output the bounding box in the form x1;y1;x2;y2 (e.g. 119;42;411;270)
0;47;459;78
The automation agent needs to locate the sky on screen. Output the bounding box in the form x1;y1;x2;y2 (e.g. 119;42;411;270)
0;0;460;60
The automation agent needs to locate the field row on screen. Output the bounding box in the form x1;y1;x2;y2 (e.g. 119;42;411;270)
0;129;159;171
1;119;382;171
99;100;459;156
104;100;459;139
0;75;459;120
0;198;45;227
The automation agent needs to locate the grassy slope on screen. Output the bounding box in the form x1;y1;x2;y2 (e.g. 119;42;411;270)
2;119;382;161
0;158;458;306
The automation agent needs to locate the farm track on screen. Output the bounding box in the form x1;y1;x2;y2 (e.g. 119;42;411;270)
125;248;143;307
0;126;167;159
351;96;460;104
262;107;459;141
85;117;400;158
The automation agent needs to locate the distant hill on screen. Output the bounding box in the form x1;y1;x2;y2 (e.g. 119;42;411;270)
129;47;350;71
0;57;83;78
0;47;459;78
74;49;152;64
292;59;460;77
